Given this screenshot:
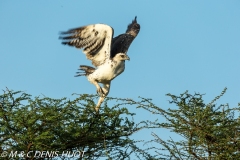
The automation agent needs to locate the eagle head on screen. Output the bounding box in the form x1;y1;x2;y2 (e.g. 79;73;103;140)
114;53;130;61
126;16;140;37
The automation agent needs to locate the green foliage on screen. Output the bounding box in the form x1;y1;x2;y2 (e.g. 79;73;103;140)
0;89;149;160
138;88;240;160
1;88;239;160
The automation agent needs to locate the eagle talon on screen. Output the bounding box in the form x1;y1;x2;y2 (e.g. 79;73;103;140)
97;87;105;97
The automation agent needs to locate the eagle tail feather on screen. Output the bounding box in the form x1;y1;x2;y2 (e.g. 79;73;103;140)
75;65;95;77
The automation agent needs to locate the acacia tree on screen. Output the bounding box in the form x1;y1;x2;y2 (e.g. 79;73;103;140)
0;89;152;160
138;88;240;159
1;88;239;159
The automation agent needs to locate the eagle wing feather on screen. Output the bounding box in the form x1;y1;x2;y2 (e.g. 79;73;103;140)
60;24;113;67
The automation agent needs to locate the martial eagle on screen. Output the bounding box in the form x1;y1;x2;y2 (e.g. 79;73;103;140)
59;17;140;112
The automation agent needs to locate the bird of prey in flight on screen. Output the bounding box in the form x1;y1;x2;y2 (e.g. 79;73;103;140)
59;17;140;112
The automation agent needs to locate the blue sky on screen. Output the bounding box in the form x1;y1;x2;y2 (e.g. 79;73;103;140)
1;0;240;157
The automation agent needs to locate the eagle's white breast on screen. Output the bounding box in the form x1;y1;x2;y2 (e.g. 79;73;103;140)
88;60;125;83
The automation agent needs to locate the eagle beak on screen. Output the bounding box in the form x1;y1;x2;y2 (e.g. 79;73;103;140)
126;55;130;61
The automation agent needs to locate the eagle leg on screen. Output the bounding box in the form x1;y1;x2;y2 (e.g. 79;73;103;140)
96;87;105;97
101;82;111;97
89;80;104;97
95;97;105;112
95;82;111;112
95;82;111;98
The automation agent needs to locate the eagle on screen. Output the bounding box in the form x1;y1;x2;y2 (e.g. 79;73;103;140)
59;17;140;112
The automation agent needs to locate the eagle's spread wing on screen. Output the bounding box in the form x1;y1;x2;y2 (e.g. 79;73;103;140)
60;24;113;67
111;34;136;58
110;16;140;58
